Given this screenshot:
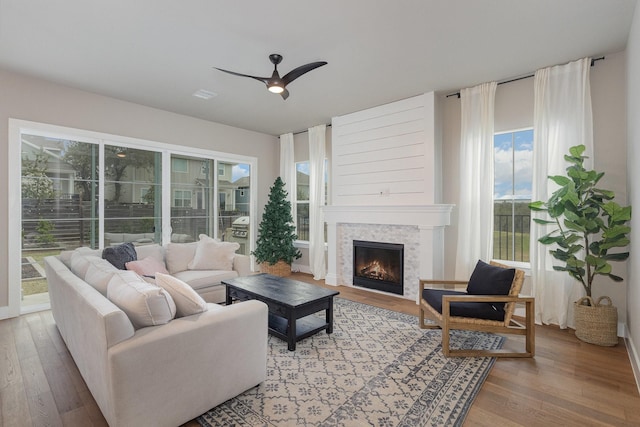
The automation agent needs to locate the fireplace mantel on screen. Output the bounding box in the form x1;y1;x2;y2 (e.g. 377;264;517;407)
321;205;454;302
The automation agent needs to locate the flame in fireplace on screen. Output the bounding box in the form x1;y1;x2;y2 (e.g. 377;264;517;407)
359;260;397;282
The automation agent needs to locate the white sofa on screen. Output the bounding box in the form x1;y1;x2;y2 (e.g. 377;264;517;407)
44;251;268;427
97;242;250;304
104;232;195;246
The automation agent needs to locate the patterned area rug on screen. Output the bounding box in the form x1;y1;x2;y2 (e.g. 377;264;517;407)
198;298;503;427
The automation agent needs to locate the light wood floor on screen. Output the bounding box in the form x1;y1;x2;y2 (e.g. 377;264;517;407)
2;273;639;426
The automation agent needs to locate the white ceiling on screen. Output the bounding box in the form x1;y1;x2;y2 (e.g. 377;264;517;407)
0;0;636;136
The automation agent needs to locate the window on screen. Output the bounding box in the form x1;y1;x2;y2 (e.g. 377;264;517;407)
295;160;328;242
493;129;533;263
173;189;192;207
11;120;257;315
296;162;310;241
172;158;188;173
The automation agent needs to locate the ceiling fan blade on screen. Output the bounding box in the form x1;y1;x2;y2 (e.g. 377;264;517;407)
214;67;269;85
281;61;328;86
280;88;290;100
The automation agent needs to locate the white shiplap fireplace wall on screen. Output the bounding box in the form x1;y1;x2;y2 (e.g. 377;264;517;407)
323;92;453;303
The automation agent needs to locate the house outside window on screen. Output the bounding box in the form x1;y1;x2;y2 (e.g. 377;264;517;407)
173;189;192;207
172;158;188;173
493;129;533;263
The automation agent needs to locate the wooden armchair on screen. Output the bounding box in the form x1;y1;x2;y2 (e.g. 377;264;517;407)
419;260;535;358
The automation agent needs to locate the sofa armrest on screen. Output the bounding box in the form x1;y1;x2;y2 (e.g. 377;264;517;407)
106;300;268;427
233;253;252;276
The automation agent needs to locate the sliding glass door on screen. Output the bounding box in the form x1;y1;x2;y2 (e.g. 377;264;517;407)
218;161;251;255
169;155;215;242
20;134;100;311
14;122;257;315
104;144;163;246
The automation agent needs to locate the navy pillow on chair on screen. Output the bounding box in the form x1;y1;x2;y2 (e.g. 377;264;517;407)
102;242;137;270
466;260;515;311
466;260;515;296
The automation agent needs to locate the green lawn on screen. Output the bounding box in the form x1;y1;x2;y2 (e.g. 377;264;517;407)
22;248;63;296
493;232;530;262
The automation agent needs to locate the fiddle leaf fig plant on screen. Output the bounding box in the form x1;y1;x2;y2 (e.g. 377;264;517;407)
529;144;631;297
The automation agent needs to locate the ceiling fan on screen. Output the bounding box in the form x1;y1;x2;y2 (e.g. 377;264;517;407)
214;54;327;100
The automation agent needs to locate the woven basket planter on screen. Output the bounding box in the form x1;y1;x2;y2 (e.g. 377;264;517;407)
260;260;292;277
574;296;618;346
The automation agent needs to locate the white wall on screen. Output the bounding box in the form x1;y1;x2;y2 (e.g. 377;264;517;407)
626;1;640;384
331;93;438;206
0;68;279;311
441;50;629;324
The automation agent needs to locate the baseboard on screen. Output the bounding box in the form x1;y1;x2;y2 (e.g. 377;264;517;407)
618;321;626;338
291;263;312;275
625;333;640;395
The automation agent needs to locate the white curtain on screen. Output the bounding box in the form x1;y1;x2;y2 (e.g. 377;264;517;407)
531;57;593;328
455;82;497;279
279;133;295;219
308;125;327;280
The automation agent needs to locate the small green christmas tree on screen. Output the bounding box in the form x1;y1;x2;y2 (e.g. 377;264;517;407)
252;177;302;266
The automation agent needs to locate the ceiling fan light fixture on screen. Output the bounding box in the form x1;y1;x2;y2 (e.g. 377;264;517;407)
268;83;284;94
214;53;327;100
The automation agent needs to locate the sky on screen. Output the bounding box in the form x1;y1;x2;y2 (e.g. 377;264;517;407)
494;129;533;200
232;163;250;181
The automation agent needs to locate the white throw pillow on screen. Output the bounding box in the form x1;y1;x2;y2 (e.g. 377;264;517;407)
107;271;176;329
155;273;208;317
135;244;165;264
188;238;239;271
164;242;198;274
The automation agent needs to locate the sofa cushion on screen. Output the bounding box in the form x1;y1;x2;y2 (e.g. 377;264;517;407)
188;238;239;271
135;244;165;264
102;242;137;270
155;273;208;317
172;270;238;291
126;256;169;278
70;251;92;279
164;242;198;274
84;256;119;295
107;271;176;329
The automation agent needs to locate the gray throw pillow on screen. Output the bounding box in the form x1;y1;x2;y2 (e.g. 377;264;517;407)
102;242;137;270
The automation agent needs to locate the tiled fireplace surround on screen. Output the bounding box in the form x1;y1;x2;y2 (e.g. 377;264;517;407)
323;205;453;303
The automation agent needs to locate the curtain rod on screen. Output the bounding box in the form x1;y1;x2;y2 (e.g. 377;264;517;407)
445;56;605;99
279;123;332;137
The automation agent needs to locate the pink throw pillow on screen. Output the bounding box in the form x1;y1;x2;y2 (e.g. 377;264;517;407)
125;256;169;277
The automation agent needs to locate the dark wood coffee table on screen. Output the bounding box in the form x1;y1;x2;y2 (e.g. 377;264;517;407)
223;274;340;351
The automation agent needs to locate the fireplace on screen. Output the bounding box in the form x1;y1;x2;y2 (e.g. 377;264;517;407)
353;240;404;295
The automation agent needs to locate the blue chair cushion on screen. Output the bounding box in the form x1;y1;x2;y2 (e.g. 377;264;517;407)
422;288;505;321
